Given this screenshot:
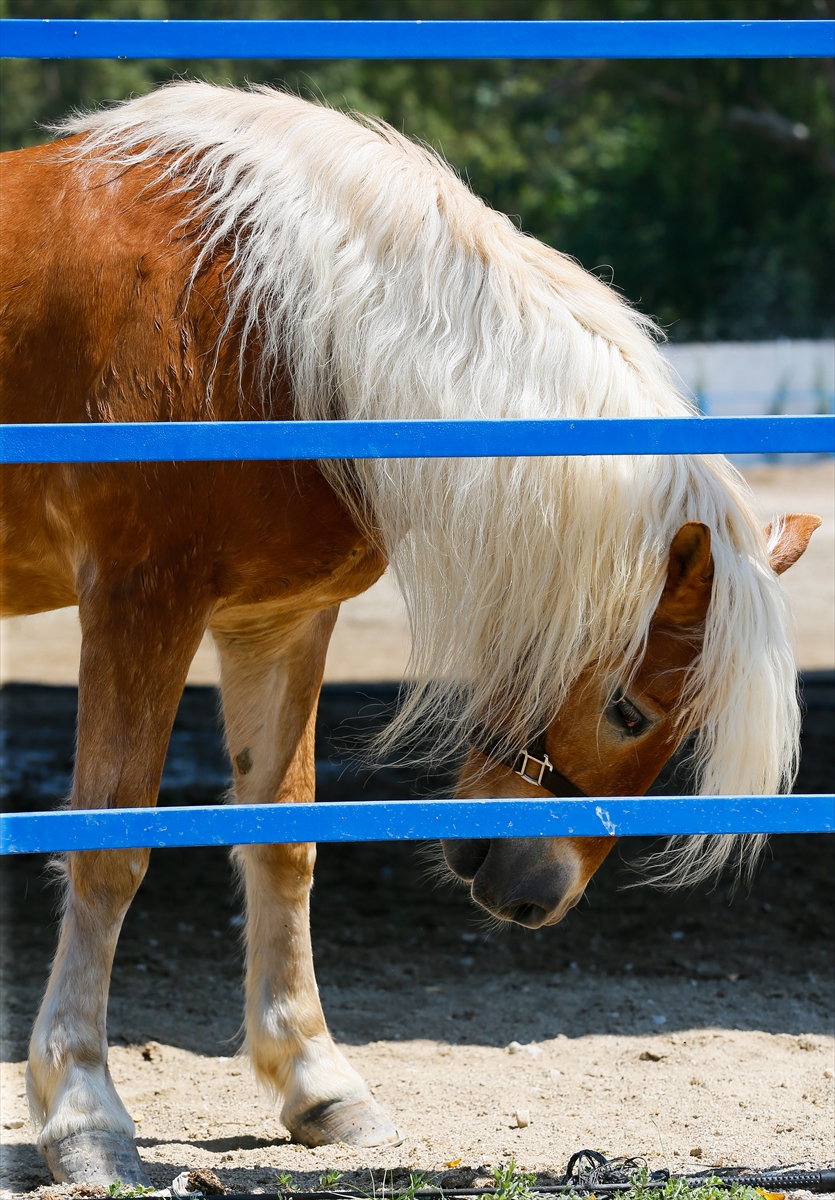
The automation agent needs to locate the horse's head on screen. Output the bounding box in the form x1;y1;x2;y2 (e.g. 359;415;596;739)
443;512;820;928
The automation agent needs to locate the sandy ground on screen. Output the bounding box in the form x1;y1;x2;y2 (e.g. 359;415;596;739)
1;831;833;1196
1;1028;833;1195
1;462;832;683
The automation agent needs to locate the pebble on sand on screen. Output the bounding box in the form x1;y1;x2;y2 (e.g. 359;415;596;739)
507;1041;541;1058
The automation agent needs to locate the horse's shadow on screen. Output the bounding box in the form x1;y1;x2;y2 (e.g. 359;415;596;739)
137;1132;289;1153
136;1158;420;1193
0;1137;360;1194
0;1141;50;1195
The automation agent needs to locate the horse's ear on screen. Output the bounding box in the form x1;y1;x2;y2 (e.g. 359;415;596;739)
764;513;822;575
654;521;714;626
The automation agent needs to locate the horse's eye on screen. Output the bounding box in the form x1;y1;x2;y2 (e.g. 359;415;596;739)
608;692;649;737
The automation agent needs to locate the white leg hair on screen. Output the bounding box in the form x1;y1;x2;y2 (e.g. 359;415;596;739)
214;604;399;1145
28;850;146;1146
27;572;210;1184
235;838;368;1125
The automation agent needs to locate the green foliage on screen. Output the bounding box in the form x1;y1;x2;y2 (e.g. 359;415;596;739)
491;1161;539;1200
363;1170;432;1200
276;1172;295;1192
318;1171;344;1190
625;1166;773;1200
394;1173;432;1200
1;0;832;339
106;1183;154;1198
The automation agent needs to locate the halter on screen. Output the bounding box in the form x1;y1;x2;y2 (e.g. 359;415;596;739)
469;725;587;798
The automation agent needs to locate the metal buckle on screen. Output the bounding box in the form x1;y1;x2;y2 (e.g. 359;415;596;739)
515;749;553;787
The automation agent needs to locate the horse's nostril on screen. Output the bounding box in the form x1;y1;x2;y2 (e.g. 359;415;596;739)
470;884;549;929
442;838;491;881
504;902;549;929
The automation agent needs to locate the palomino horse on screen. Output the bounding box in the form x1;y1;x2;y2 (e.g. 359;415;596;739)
0;84;820;1185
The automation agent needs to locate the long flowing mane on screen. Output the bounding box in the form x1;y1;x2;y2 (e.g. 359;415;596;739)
59;82;799;883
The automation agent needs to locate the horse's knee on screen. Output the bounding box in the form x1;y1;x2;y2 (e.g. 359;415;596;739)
65;848;150;910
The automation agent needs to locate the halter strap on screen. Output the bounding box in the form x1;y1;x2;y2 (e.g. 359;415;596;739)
469;725;587;799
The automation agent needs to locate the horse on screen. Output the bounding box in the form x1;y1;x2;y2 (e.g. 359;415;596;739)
0;83;820;1187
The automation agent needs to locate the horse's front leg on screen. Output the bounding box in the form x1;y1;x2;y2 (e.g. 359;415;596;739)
238;836;402;1147
215;606;400;1148
27;566;212;1187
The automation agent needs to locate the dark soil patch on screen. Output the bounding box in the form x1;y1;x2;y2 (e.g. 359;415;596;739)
1;675;832;1061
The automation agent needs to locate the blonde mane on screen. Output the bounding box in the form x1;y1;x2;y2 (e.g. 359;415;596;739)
60;82;800;884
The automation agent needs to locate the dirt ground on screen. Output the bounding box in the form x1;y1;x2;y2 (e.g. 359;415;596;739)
1;461;833;1195
1;826;833;1195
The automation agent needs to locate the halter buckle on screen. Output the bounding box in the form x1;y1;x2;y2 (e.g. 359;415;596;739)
515;749;554;788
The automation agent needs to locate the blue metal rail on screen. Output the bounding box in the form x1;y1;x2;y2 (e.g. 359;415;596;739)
1;19;832;61
1;18;832;854
2;796;832;856
1;416;833;465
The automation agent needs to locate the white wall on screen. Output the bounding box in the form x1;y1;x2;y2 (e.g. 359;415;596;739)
661;339;834;417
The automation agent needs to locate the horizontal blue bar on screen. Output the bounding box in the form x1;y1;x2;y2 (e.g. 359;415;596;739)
1;416;832;465
1;20;832;61
1;796;831;855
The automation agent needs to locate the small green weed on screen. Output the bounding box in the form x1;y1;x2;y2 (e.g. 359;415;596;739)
107;1184;154;1198
398;1173;432;1200
276;1173;295;1193
491;1162;538;1200
318;1170;343;1190
365;1169;432;1200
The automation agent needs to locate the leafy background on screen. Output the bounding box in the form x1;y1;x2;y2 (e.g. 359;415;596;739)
1;0;833;340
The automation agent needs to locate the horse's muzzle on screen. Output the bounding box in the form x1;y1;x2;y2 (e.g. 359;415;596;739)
441;837;582;928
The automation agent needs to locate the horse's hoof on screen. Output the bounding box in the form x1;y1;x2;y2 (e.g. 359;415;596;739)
40;1130;151;1187
287;1095;402;1147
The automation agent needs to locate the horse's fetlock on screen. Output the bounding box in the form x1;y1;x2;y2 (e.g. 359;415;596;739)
34;1064;135;1146
267;1033;369;1124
